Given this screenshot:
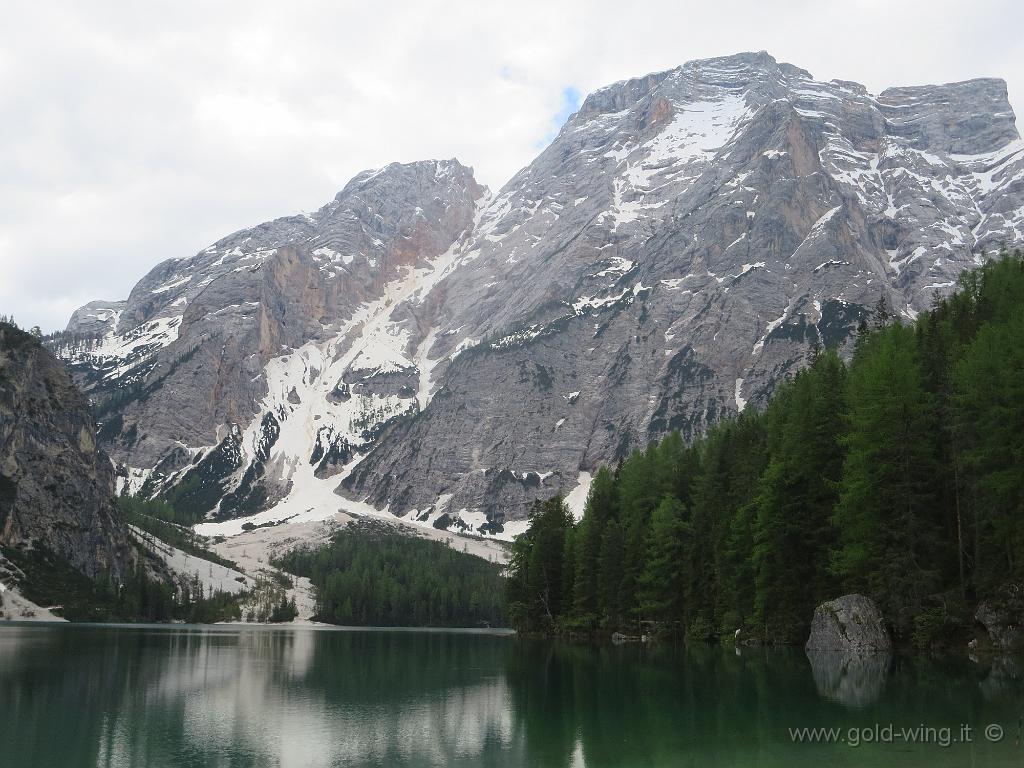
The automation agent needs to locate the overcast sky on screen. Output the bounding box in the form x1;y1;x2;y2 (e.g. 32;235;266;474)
2;0;1021;332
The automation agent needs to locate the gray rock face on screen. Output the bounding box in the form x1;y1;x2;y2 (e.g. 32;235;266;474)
51;52;1024;539
975;582;1024;651
54;160;486;520
342;52;1024;526
64;300;126;338
0;323;134;579
806;594;892;652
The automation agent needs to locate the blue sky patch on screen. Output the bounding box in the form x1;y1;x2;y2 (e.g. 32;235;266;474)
538;86;582;147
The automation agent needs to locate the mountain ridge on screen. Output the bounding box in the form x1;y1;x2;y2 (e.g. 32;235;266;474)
50;51;1024;543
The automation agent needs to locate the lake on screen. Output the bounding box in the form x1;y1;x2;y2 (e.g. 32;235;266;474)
1;623;1022;767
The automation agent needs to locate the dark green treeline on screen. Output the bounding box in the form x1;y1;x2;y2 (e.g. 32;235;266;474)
278;524;506;627
508;250;1024;646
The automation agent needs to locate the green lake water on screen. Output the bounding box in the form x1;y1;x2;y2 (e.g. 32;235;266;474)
1;623;1023;767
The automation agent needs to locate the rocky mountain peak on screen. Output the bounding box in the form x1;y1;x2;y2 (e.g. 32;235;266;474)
340;53;1024;526
52;157;485;478
573;53;1016;161
336;158;486;204
65;300;126;337
52;54;1024;544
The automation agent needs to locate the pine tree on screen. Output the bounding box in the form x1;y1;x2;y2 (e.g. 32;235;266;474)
506;496;575;630
637;496;688;623
572;467;616;622
616;446;664;620
831;324;943;629
753;351;845;640
711;416;767;633
954;275;1024;592
598;518;625;626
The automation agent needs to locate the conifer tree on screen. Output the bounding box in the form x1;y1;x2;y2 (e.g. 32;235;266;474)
753;351;844;640
504;251;1024;644
598;518;625;625
573;467;616;621
831;324;942;626
954;280;1024;591
638;496;688;623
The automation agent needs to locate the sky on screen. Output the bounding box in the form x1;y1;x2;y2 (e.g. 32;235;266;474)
1;0;1021;332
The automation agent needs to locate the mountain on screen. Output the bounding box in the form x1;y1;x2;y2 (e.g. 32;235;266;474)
52;52;1024;543
54;161;485;524
1;322;136;616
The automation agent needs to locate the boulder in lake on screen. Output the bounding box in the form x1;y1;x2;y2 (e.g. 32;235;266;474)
806;594;891;652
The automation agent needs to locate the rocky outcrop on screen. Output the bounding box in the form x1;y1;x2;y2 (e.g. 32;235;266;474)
805;594;891;652
975;583;1024;652
0;323;134;579
64;300;125;338
51;53;1024;539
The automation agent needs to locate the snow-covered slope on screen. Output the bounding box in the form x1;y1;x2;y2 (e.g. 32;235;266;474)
0;578;66;622
53;52;1024;545
54;160;489;533
130;525;253;596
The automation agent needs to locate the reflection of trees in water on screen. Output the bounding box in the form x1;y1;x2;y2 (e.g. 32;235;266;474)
502;641;829;768
805;651;891;708
5;629;1023;767
0;626;152;767
501;642;1024;767
296;630;523;767
304;629;512;701
875;653;1001;718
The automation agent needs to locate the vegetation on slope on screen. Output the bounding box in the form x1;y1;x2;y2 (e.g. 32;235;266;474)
277;522;506;627
116;496;237;570
1;543;241;623
508;249;1024;648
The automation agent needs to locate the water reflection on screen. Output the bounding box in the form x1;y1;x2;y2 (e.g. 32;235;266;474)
978;655;1024;703
1;627;523;768
0;626;1021;767
805;651;891;708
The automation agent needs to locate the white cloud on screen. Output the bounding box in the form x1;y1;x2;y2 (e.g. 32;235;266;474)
1;0;1021;331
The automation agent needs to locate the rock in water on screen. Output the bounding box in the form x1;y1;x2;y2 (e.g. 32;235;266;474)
975;583;1024;651
805;594;891;652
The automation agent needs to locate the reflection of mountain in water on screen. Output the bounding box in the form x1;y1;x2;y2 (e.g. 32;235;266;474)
0;627;522;768
806;650;891;708
2;628;1023;767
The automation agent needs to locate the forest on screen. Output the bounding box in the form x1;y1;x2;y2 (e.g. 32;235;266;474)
2;540;243;623
277;522;506;627
507;249;1024;648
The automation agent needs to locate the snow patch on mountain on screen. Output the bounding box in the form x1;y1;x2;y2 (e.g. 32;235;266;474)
563;471;594;522
735;378;748;412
